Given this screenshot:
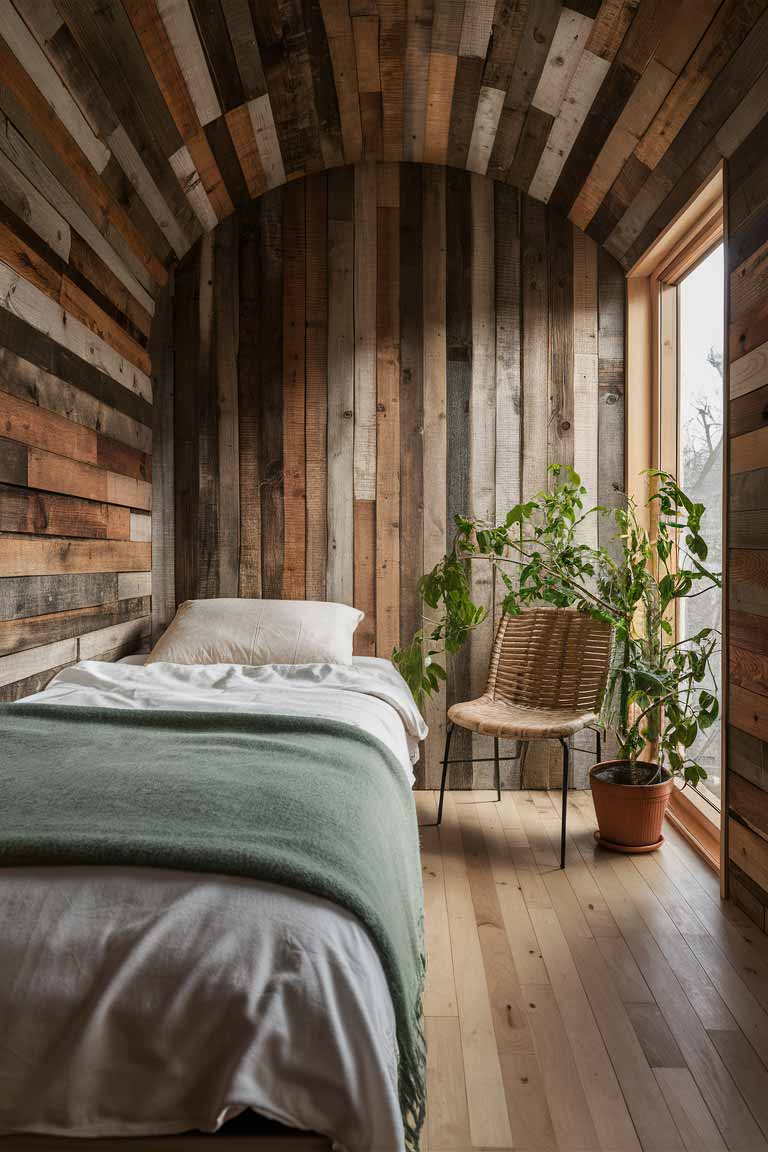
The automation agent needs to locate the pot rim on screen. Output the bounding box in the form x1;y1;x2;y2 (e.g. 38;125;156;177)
589;760;673;791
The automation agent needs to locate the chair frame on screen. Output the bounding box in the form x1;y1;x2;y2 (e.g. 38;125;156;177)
435;724;602;868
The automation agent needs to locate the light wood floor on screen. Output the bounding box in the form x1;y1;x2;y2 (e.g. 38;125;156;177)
418;788;768;1152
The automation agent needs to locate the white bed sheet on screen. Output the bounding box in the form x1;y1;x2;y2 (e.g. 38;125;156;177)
0;657;427;1151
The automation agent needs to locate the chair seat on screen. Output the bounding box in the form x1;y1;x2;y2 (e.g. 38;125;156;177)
447;694;598;739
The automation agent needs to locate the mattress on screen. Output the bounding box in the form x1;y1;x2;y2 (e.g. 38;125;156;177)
0;657;427;1152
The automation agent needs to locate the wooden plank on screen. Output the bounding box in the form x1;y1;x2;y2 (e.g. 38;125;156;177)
730;817;768;895
493;181;521;650
0;537;150;577
78;616;150;660
237;203;261;596
170;142;220;231
547;208;575;471
212;218;239;599
195;232;217;599
304;172;328;600
379;0;406;161
572;227;599;541
327;168;355;605
469;173;495;786
204;118;250;210
402;0;433;162
219;0;267;99
0;597;149;659
0;388;96;465
422;166;447;788
188;0;245;112
376;164;401;656
731;424;768;475
466;84;505;175
423;51;458;164
225;104;267;200
119;571;153;600
130;512;151;542
730;771;768;841
445;167;472;787
282;181;306;599
26;448;151;511
0;635;77;689
0;436;27;486
597;245;625;558
440;793;514;1147
521;197;550;499
157;0;222;125
259;189;284;598
173;255;199;603
248;95;287;189
532;7;593;119
447;55;484;169
354;162;377;504
0;485;130;541
148;275;174;636
655;1067;728;1152
399;162;423;657
0;572;118;620
321;0;364;164
731;338;768;400
302;0;345;168
731;682;768;743
353;498;376;655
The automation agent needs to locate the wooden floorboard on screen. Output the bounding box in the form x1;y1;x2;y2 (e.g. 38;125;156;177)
420;790;768;1151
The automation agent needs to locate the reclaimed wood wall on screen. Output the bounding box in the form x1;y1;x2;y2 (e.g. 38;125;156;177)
160;161;626;788
726;110;768;926
0;15;171;700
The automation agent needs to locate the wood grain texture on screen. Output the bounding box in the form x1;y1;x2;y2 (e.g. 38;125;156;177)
161;164;623;787
727;108;768;914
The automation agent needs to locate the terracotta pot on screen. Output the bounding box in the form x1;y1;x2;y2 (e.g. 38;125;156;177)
589;760;673;852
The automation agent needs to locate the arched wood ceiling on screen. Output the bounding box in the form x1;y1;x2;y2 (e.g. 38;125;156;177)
1;0;767;305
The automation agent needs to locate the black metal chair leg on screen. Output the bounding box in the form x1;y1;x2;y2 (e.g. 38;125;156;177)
436;722;454;826
596;726;601;765
560;736;570;869
494;737;501;802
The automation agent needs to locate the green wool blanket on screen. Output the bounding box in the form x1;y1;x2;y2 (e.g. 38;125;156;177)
0;704;426;1149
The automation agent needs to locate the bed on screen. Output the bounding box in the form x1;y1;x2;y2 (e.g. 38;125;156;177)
0;651;427;1152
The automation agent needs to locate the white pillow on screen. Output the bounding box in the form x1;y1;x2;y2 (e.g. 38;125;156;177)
146;599;364;668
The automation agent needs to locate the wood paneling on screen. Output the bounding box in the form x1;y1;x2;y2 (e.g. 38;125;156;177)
727;108;768;927
165;163;625;788
0;14;158;696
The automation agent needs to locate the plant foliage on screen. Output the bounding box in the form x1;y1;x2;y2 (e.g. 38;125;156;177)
393;466;721;786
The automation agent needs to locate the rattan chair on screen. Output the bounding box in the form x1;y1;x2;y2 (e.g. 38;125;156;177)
436;607;614;867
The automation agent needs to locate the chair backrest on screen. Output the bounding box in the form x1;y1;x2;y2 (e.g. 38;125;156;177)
486;607;613;712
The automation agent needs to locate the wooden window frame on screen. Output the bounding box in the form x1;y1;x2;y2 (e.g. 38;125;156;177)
626;165;725;881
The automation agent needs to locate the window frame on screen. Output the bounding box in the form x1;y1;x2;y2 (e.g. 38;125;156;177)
625;166;725;878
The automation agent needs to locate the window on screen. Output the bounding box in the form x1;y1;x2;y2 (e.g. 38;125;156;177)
652;194;725;865
677;246;724;812
626;166;725;873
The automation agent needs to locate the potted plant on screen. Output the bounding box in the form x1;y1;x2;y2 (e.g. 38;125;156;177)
394;466;721;852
